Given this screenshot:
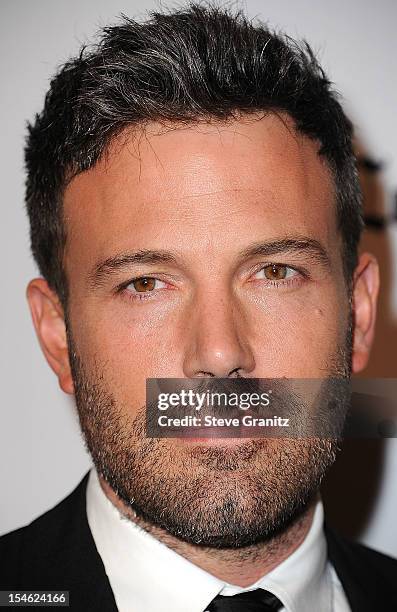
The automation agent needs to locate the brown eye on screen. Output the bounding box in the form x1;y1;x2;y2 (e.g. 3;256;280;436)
263;264;288;280
132;277;156;292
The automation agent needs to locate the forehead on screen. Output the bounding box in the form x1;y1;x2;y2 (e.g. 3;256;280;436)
63;113;337;273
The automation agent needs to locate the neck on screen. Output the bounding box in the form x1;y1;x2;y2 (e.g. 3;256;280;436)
99;475;318;587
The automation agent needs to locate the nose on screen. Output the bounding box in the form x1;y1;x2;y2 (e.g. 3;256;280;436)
182;288;255;378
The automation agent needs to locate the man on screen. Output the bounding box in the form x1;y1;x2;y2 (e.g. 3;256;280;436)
1;3;396;611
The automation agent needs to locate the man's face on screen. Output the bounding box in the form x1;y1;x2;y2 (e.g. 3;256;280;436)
58;114;353;545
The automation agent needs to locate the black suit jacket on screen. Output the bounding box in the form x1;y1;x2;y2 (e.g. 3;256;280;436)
1;472;396;611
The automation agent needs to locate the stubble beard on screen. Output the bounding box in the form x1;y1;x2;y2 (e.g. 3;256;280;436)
67;319;352;549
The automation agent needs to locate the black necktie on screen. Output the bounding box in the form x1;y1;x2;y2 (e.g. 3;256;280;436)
206;589;283;611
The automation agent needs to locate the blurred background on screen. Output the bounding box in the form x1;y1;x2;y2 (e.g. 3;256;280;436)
1;0;396;554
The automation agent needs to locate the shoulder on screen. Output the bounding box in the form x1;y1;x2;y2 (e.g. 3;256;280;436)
0;472;90;589
326;524;397;575
1;472;118;609
325;525;397;608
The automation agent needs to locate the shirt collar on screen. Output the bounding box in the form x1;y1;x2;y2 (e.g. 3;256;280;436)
86;467;332;612
219;493;332;612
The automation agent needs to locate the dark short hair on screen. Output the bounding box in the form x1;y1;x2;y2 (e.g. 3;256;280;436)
25;2;363;305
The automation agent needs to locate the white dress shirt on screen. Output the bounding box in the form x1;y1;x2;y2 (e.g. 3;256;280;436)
86;468;351;612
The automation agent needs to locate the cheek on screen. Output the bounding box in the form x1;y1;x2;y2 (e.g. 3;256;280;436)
68;301;183;405
247;288;348;376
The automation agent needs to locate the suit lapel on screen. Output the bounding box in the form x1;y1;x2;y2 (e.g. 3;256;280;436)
54;472;118;610
20;472;118;611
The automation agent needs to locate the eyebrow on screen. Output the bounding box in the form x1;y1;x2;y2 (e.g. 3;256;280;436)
88;236;331;289
237;237;331;268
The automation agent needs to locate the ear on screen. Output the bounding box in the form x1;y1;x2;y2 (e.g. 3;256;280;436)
351;252;380;373
26;278;74;394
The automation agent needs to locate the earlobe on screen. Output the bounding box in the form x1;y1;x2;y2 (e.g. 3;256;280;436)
351;253;380;374
26;278;74;394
